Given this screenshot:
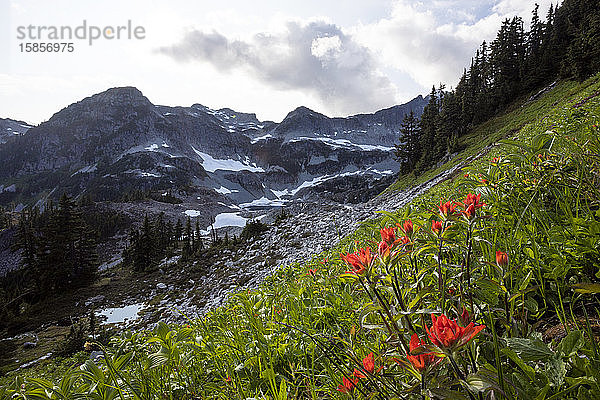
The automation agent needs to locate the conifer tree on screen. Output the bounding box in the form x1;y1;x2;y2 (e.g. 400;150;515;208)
36;194;97;291
436;91;462;156
174;218;183;247
415;86;440;171
394;110;421;174
183;217;192;257
132;215;155;272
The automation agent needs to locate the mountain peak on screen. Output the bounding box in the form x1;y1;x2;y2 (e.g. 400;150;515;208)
289;106;321;116
279;106;326;124
89;86;148;104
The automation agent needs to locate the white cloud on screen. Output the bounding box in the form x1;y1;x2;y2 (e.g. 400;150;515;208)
310;35;342;59
353;0;558;89
158;20;399;116
493;0;557;17
0;1;564;124
353;1;475;88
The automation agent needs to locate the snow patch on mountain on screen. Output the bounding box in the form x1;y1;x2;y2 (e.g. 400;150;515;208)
187;212;249;235
287;137;394;152
250;133;273;144
191;146;264;173
71;164;98;176
240;197;286;208
215;186;239;195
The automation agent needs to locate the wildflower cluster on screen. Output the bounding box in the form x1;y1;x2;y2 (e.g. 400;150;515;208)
335;193;493;397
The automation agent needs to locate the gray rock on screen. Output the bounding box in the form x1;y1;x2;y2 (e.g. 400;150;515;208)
85;295;106;307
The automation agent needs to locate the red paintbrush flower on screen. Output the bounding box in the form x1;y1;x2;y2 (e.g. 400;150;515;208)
426;314;485;351
459;307;471;326
363;352;375;374
431;220;443;235
341;247;374;275
407;334;436;372
438;200;456;217
400;220;413;237
462;193;486;209
462;203;476;219
496;251;508;267
380;227;396;245
353;368;366;379
337;376;357;393
378;240;391;258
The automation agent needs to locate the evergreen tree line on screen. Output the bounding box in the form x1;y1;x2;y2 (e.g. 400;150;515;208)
0;194;98;321
123;215;208;272
122;215;269;272
395;0;600;174
120;189;183;204
0;205;13;230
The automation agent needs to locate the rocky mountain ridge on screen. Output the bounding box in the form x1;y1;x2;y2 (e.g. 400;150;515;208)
0;87;427;232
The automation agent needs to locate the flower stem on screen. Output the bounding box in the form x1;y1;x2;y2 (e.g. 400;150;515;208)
436;222;446;293
464;222;474;315
359;278;409;353
448;354;477;400
421;371;426;400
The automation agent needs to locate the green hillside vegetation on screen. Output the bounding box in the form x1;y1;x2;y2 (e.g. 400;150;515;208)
2;71;600;399
387;78;589;193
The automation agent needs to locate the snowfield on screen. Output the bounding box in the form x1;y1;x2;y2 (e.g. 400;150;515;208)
191;146;264;173
287;137;394;152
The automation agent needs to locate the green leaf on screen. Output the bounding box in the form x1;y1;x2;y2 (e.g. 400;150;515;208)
505;337;553;362
114;352;133;371
79;360;105;382
176;327;194;342
524;296;539;314
524;247;535;259
502;347;535;380
278;379;288;400
155;321;170;340
557;330;584;358
429;388;470;400
466;374;493;392
261;368;276;381
149;351;168;368
408;286;434;309
530;133;552;153
545;356;567;387
410;344;444;356
518;271;534;291
499;139;532;153
572;283;600;294
533;384;551;400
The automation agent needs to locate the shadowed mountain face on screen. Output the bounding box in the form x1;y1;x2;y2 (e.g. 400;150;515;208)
0;118;32;144
0;87;427;211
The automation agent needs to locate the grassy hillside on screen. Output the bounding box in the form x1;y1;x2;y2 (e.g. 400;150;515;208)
2;74;600;399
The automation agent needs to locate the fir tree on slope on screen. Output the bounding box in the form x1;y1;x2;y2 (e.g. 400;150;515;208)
394;110;421;174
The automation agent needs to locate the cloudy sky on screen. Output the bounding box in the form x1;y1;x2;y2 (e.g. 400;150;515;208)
1;0;556;124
